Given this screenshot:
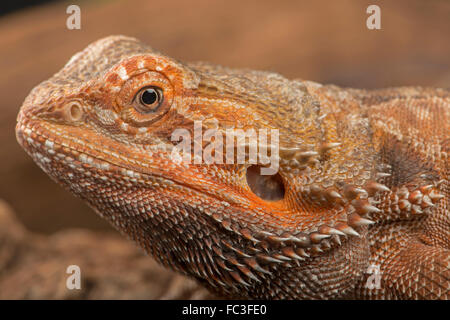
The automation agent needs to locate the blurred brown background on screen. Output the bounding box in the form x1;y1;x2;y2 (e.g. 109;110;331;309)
0;0;449;234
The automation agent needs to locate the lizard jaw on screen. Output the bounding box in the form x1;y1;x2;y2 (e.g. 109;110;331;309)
17;115;372;258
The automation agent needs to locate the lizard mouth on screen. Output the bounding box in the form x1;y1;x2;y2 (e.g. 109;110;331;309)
16;116;197;191
16;114;256;212
16;112;382;261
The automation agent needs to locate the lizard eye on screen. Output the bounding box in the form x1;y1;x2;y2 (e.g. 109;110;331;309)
117;71;173;127
135;86;163;114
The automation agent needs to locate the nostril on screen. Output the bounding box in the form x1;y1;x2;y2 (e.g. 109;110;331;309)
66;102;83;122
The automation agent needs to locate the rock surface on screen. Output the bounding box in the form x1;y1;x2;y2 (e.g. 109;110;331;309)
0;200;216;299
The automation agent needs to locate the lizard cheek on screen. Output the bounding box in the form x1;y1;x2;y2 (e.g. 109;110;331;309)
246;165;285;201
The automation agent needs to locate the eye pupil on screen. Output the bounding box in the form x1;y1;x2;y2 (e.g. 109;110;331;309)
141;88;158;105
135;86;163;114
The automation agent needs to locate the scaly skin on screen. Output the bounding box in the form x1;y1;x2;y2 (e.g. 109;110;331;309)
16;36;449;299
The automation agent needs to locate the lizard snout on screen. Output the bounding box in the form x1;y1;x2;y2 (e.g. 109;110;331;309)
17;99;85;126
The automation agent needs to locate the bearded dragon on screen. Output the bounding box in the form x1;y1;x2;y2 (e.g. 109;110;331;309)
16;36;449;299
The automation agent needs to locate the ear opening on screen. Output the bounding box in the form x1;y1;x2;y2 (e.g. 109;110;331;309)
246;165;285;201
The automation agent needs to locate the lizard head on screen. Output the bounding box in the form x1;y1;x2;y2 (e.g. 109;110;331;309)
16;36;389;298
